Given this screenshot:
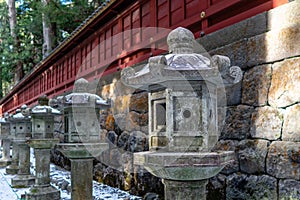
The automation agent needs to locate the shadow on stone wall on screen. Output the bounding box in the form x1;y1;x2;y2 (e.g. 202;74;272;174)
202;1;300;199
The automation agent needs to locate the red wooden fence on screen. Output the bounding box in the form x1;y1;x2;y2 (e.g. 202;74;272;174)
0;0;288;114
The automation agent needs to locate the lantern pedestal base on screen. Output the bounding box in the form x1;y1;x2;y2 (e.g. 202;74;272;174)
0;159;11;167
26;185;60;200
6;164;19;174
134;151;235;200
70;158;93;200
0;139;11;167
6;141;19;174
12;174;35;188
56;143;109;200
163;179;208;200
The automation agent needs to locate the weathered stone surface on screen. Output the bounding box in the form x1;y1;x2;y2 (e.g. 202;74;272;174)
250;106;283;140
99;129;108;142
219;82;242;106
126;131;148;152
117;131;130;149
238;139;270;174
113;112;147;132
220;105;254;140
226;174;277;200
209;39;248;70
129;92;148;113
140;125;149;135
133;165;164;197
106;131;118;145
279;179;300;200
114;113;127;131
126;111;143;132
207;174;226;200
247;26;300;68
50;149;71;171
99;110;108;129
198;12;267;51
282;104;300;141
163;179;207;200
269;58;300;108
122;152;133;174
268;0;300;31
95;163;124;189
70;158;93;200
242;65;272;106
112;95;131;114
105;113;115;131
109;148;122;169
212;140;239;174
267;141;300;180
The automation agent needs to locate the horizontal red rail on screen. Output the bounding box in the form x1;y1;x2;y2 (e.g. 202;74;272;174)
0;0;288;115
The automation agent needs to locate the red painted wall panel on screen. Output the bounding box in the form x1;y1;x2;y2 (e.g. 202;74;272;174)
0;0;288;114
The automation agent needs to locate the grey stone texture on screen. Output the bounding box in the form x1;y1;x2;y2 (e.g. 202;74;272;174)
267;141;300;180
242;65;272;106
0;139;11;167
26;186;60;200
71;158;93;200
197;13;268;51
198;1;300;69
163;179;207;200
282;104;300;141
6;141;19;174
250;106;283;140
129;92;148;113
12;142;35;188
238;139;270;174
269;58;300;108
220;105;254;140
226;174;277;200
209;39;248;70
212;140;239;174
207;174;226;200
279;179;300;200
222;82;242;106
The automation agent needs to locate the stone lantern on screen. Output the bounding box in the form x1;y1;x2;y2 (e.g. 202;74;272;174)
26;95;60;200
6;112;19;174
56;78;109;200
0;113;12;167
10;105;35;188
121;27;242;200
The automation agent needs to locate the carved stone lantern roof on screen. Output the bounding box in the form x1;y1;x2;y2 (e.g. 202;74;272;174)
12;107;31;120
64;78;109;107
0;117;7;123
121;27;242;91
121;27;215;89
31;96;61;115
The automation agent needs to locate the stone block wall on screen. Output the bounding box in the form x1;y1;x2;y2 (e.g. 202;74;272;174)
50;1;300;199
199;1;300;199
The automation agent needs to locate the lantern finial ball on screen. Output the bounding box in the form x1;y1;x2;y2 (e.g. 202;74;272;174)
74;78;88;92
38;95;49;106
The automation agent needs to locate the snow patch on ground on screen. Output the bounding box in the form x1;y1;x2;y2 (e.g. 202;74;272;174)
0;148;142;200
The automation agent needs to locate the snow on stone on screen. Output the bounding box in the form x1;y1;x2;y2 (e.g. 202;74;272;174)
12;112;26;119
31;105;61;114
65;93;109;106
